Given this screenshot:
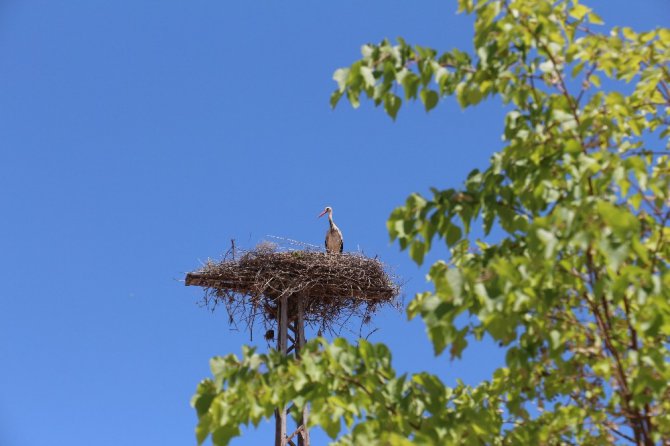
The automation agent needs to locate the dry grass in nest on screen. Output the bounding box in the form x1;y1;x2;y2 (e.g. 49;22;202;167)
185;241;402;336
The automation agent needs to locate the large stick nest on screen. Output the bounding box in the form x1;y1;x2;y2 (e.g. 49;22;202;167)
185;242;401;334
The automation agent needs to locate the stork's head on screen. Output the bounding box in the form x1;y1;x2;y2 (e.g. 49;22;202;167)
318;206;332;218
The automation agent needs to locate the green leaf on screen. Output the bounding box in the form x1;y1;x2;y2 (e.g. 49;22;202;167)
401;72;421;100
212;425;241;446
536;228;558;258
330;90;343;109
409;241;426;265
383;94;401;120
420;89;439;112
196;413;212;445
360;66;376;88
589;74;601;88
332;68;350;92
446;223;462;247
589;12;604;25
565;139;582;154
569;4;590;20
549;330;561;351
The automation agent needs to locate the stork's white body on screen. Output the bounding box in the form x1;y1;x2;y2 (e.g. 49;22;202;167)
325;222;343;254
319;207;344;253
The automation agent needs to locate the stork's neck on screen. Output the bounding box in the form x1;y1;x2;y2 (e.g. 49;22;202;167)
328;211;335;228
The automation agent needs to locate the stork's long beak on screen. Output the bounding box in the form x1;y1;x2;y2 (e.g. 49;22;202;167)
317;210;328;218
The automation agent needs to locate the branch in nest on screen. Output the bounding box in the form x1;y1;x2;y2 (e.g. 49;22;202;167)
185;241;402;336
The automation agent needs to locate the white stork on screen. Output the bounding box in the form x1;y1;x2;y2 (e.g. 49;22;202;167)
318;206;343;253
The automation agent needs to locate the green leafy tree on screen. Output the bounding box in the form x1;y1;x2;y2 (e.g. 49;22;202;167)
192;0;670;444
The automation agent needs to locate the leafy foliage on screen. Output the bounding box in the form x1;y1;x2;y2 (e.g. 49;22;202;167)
194;0;670;444
193;340;502;445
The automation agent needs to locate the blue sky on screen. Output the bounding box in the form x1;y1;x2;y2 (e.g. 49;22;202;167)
1;1;667;445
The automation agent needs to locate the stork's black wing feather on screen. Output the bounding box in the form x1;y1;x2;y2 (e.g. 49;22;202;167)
339;240;343;253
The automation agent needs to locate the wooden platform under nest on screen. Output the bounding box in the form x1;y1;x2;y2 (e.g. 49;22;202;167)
184;243;401;329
